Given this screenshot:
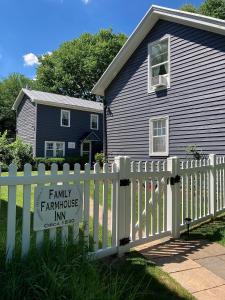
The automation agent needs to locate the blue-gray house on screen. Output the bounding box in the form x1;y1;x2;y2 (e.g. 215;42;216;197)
13;89;103;162
92;5;225;161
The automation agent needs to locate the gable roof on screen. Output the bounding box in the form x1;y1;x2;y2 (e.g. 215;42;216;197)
13;89;103;113
92;5;225;96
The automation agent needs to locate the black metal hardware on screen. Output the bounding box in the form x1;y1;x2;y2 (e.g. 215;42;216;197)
119;237;130;246
120;179;131;186
168;175;181;185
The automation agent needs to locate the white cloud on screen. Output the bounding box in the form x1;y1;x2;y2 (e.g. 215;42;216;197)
82;0;91;4
23;53;39;66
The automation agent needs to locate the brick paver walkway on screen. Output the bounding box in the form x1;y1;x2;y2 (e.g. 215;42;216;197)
136;238;225;300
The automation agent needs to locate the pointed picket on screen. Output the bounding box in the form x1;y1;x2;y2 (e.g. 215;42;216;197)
49;163;58;244
36;163;45;248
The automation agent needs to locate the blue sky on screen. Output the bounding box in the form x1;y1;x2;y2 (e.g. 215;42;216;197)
0;0;201;80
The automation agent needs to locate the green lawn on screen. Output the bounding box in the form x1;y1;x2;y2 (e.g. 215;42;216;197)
185;214;225;246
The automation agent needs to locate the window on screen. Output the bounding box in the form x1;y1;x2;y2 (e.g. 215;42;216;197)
90;114;99;130
149;116;169;156
61;110;70;127
148;36;170;91
45;141;65;157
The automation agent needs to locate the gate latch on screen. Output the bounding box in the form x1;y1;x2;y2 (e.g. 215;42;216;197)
120;179;131;186
119;237;130;246
169;175;181;185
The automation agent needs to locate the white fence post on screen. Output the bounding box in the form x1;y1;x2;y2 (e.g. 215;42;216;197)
167;156;180;239
209;154;217;216
114;156;131;256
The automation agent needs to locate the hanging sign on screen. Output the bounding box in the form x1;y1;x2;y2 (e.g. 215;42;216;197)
34;184;82;231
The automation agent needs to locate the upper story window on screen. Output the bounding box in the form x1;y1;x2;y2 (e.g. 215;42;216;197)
90;114;99;130
61;109;70;127
148;36;170;92
149;116;169;156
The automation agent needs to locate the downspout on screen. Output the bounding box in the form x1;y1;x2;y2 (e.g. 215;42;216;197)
103;97;108;162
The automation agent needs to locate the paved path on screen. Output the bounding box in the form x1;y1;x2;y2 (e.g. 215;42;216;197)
136;238;225;300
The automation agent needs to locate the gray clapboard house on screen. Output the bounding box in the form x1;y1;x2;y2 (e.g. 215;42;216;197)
92;5;225;161
13;89;103;162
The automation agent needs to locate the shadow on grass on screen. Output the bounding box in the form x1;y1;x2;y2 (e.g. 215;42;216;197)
186;215;225;244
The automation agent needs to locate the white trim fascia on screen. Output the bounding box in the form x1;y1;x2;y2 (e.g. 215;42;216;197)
149;115;169;157
60;109;71;127
90;114;99;130
92;5;225;96
44;141;65;157
34;100;103;114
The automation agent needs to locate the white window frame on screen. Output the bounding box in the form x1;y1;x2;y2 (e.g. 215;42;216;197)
60;109;70;127
90;114;99;130
148;35;171;93
149;116;169;157
45;141;65;157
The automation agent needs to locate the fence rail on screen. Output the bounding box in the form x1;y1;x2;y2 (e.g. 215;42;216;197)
1;154;225;262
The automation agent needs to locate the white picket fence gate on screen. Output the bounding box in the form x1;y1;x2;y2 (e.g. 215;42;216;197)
0;154;225;262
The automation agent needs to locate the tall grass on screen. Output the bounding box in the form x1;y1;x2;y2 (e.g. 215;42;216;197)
0;240;142;300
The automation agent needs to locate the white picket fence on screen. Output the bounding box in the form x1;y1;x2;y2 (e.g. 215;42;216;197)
0;154;225;262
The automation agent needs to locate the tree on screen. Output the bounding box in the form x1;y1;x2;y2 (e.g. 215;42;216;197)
0;73;34;137
180;3;198;13
199;0;225;19
35;29;127;100
181;0;225;19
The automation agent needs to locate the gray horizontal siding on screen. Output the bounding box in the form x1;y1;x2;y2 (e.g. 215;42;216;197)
36;104;103;157
16;96;36;152
105;20;225;161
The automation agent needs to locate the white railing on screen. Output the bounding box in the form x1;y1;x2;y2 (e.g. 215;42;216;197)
1;154;225;262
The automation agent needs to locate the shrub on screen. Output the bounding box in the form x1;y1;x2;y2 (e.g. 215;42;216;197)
34;155;89;170
9;138;33;170
94;152;105;167
0;131;33;170
186;144;203;160
34;157;65;170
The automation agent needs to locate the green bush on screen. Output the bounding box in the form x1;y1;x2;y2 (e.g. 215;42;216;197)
0;131;33;171
94;152;105;167
10;138;33;170
34;157;66;170
34;155;89;170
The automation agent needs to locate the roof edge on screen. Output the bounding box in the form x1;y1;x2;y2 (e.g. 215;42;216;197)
92;5;225;96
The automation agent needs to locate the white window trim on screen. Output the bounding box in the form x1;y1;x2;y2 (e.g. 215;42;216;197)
60;109;70;127
45;141;65;157
148;35;171;93
149;116;169;157
90;114;99;130
80;141;92;164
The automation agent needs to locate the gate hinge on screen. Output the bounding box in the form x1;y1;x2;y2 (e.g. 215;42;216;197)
168;175;181;185
120;179;131;186
119;237;130;246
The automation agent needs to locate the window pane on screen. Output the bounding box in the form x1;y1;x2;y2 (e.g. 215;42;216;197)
56;150;63;157
91;115;98;129
151;52;168;66
151;39;168;59
152;63;168;77
153;136;166;153
56;142;63;150
46;142;53;150
46;150;54;157
62;111;69;126
83;143;90;151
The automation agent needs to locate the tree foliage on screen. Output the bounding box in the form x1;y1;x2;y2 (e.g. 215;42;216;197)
35;29;127;100
0;73;34;137
181;0;225;19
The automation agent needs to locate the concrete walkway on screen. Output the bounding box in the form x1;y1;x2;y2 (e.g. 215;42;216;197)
136;238;225;300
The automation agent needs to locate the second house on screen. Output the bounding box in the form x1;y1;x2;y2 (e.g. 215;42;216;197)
13;89;103;163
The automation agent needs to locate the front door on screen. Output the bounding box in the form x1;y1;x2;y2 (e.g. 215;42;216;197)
81;141;92;164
